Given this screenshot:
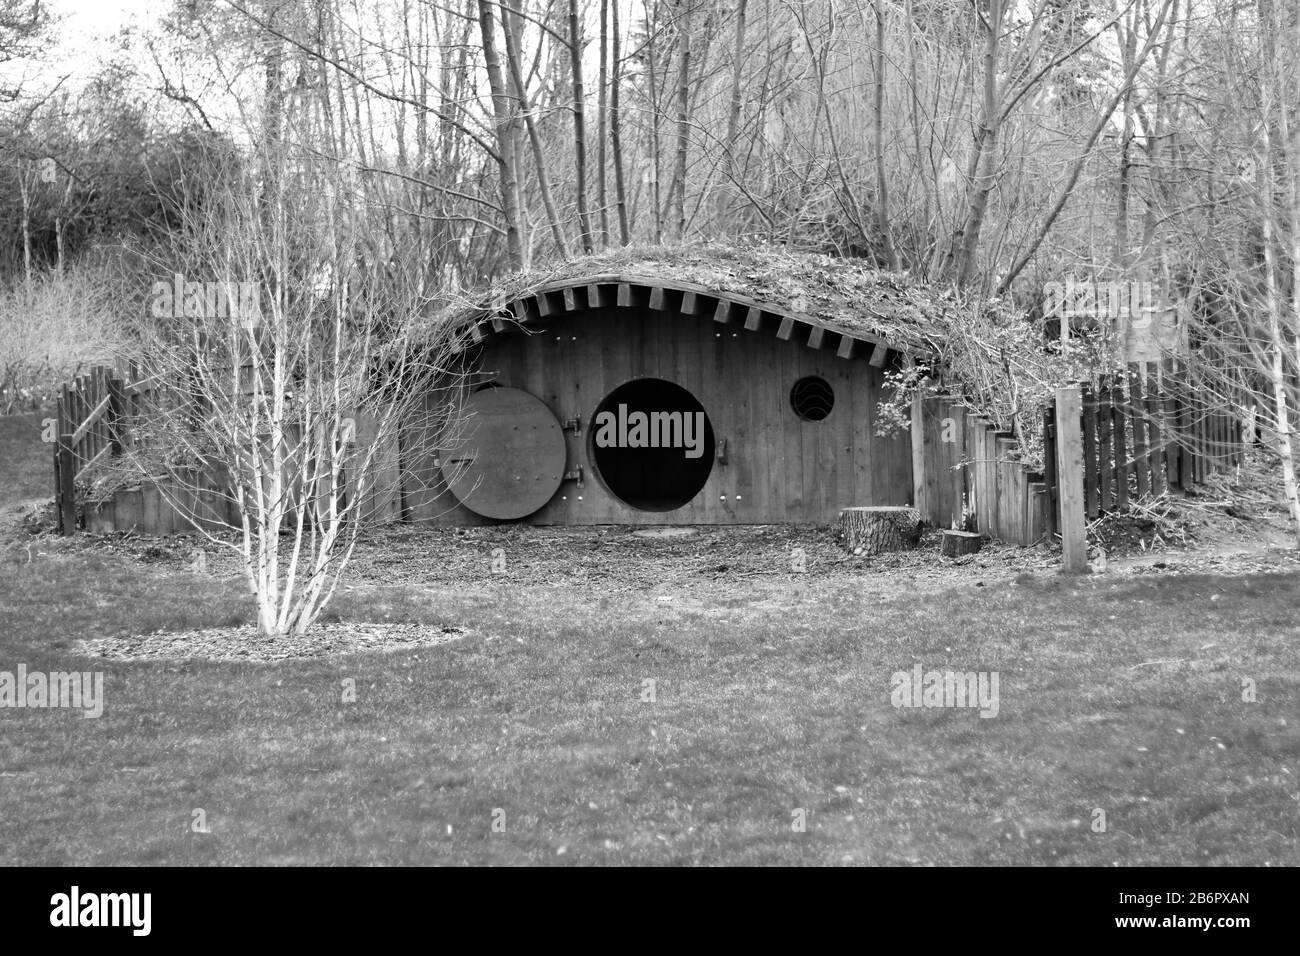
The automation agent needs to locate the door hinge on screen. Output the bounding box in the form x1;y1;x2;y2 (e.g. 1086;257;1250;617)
716;437;728;465
562;416;582;436
563;465;584;486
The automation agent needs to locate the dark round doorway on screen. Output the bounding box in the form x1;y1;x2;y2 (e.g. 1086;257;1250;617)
590;378;715;511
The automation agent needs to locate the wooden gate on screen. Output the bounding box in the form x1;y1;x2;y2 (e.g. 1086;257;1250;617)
53;367;129;534
1041;360;1244;527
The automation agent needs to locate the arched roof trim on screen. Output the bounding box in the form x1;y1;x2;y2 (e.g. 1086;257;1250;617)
450;272;937;368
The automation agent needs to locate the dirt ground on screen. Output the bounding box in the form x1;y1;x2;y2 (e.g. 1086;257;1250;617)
6;451;1298;594
29;500;1300;594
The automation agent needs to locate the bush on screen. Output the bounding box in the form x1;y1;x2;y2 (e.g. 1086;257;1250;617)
0;265;126;413
876;295;1126;469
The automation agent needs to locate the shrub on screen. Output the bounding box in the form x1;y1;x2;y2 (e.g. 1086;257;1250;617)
0;265;126;413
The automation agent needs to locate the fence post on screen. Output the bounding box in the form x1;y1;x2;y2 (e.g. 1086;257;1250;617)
1082;382;1099;519
911;390;931;520
1043;405;1058;540
108;373;126;454
58;434;77;536
1055;386;1088;574
1129;365;1150;498
1111;376;1128;509
55;383;74;535
53;386;65;533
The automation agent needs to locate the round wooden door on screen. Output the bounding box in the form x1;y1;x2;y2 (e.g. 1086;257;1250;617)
441;387;566;519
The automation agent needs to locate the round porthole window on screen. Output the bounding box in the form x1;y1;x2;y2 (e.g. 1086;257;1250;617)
591;378;715;512
790;376;834;421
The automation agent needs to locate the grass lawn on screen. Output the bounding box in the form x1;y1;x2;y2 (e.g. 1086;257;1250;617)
0;413;50;505
1;538;1297;866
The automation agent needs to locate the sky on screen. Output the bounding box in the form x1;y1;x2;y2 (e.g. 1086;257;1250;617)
12;0;161;90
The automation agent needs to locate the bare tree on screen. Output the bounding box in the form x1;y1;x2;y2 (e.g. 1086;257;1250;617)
597;0;610;246
477;0;525;269
672;0;693;239
568;0;594;253
609;0;630;244
124;151;467;636
997;0;1175;295
500;1;569;257
715;0;748;230
869;1;898;270
1254;0;1300;539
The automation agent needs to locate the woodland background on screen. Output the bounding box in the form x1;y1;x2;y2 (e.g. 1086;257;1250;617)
1;0;1297;483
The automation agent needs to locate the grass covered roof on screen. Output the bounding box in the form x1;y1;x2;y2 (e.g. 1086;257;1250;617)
436;243;956;357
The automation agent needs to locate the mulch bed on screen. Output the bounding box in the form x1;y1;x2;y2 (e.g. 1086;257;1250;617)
59;523;1062;591
38;519;1300;595
17;450;1297;590
75;621;468;663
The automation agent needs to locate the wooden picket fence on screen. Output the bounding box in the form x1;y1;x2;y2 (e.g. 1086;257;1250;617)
54;364;402;535
53;363;209;534
1041;360;1244;528
914;359;1245;546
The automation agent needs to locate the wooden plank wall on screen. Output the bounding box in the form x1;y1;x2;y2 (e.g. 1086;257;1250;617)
87;469;239;535
69;347;1250;540
404;299;913;525
913;393;1047;545
87;411;404;535
71;298;918;534
912;393;970;532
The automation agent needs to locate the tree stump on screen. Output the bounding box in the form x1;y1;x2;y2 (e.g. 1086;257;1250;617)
940;529;982;557
839;506;924;555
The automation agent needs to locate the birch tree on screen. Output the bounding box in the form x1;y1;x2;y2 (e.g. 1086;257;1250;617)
124;148;467;637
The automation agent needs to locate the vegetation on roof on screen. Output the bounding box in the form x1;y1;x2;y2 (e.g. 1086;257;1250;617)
432;243;1121;464
436;243;956;354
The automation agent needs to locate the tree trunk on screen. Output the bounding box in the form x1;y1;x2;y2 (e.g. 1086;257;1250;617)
716;0;748;230
940;529;983;557
1114;13;1136;271
476;0;524;269
1274;0;1300;546
20;172;31;286
996;0;1174;295
610;0;631;243
673;0;692;239
646;4;663;244
903;0;931;236
597;0;610;246
1258;15;1300;545
872;2;899;270
942;0;1002;287
569;0;595;253
839;506;924;555
500;3;568;257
